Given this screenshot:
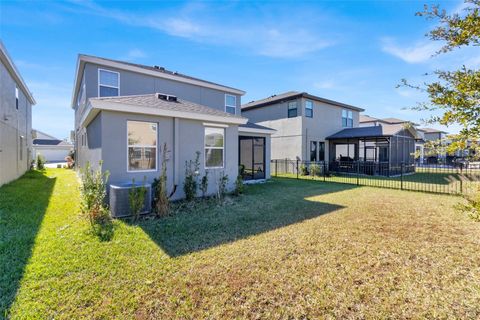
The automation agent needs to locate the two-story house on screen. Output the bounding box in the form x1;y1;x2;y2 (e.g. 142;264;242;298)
71;55;273;200
241;91;364;163
0;41;36;186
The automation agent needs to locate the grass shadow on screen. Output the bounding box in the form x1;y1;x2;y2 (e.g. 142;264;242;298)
136;178;356;257
0;170;56;317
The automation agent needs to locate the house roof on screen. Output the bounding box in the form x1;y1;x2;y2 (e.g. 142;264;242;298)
359;115;419;126
326;124;416;139
33;139;68;146
82;93;247;127
241;91;364;112
418;127;448;134
71;54;245;108
0;41;35;105
238;122;276;134
359;114;379;123
239;122;275;131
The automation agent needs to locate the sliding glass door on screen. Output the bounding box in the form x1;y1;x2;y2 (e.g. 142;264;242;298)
239;137;265;180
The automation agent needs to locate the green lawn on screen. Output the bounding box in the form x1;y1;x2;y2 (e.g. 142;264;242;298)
2;169;480;318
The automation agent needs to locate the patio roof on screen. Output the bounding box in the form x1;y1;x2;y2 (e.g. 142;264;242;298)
326;124;411;140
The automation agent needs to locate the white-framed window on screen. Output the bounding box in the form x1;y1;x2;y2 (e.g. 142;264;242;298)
204;127;224;168
342;109;353;127
225;94;236;114
98;69;119;97
305;100;313;118
15;86;19;110
288;101;297;118
127;121;157;172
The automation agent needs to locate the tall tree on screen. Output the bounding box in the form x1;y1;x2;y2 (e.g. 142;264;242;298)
401;0;479;156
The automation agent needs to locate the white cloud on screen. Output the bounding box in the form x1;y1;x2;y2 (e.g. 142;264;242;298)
313;80;336;90
381;38;441;63
67;1;334;58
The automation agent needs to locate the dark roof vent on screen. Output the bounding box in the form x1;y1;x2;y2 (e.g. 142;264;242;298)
157;93;177;102
153;65;166;71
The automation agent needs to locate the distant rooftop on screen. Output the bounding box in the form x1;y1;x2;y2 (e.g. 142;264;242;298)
359;115;419;126
418;128;448;134
242;91;364;112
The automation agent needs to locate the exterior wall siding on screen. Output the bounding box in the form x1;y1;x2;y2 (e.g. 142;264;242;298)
242;97;360;161
95;110;239;200
0;60;32;186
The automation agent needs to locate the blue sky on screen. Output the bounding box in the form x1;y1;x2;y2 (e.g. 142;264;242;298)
1;0;477;139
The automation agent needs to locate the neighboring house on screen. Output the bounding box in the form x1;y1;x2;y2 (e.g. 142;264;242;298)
360;115;425;163
418;128;449;163
71;55;273;201
241;91;364;162
32;129;73;163
0;41;36;186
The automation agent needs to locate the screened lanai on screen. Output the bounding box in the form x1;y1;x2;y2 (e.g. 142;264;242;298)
326;125;417;176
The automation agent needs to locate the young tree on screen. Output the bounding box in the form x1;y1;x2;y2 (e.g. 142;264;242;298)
401;0;479;156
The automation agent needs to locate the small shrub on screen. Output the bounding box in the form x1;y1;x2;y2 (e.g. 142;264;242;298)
57;164;62;168
79;161;113;241
200;172;209;198
234;174;244;196
36;154;45;170
183;151;200;201
458;187;480;222
129;177;147;222
299;164;308;176
310;163;321;177
216;171;229;201
153;143;170;217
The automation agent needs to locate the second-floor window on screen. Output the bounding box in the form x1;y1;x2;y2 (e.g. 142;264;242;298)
288;101;297;118
225;94;236;114
99;69;119;97
342;109;353;127
15;86;19;110
305;100;313;118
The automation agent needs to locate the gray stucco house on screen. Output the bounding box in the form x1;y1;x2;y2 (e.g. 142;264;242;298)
0;41;36;186
72;55;273;200
241;91;364;163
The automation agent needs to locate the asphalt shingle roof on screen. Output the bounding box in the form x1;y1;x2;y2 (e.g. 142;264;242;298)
90;93;245;120
33;139;65;146
326;124;408;139
239;122;275;131
241;91;364;111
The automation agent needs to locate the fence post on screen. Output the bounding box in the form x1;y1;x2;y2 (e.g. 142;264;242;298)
460;164;463;194
400;162;404;190
285;158;288;175
275;159;278;177
356;161;360;185
323;161;326;182
296;160;299;179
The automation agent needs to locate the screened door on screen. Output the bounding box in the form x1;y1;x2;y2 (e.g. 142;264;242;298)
239;137;265;180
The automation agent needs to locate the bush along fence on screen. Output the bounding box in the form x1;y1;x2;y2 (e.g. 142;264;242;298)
271;159;480;195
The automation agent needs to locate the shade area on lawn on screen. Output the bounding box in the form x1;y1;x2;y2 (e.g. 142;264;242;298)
1;169;480;319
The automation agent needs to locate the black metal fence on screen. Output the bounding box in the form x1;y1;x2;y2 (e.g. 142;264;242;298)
272;159;480;195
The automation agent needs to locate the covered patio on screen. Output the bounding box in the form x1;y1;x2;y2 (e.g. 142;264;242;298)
326;125;417;176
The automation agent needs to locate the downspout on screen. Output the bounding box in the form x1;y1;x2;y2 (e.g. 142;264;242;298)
173;118;180;193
